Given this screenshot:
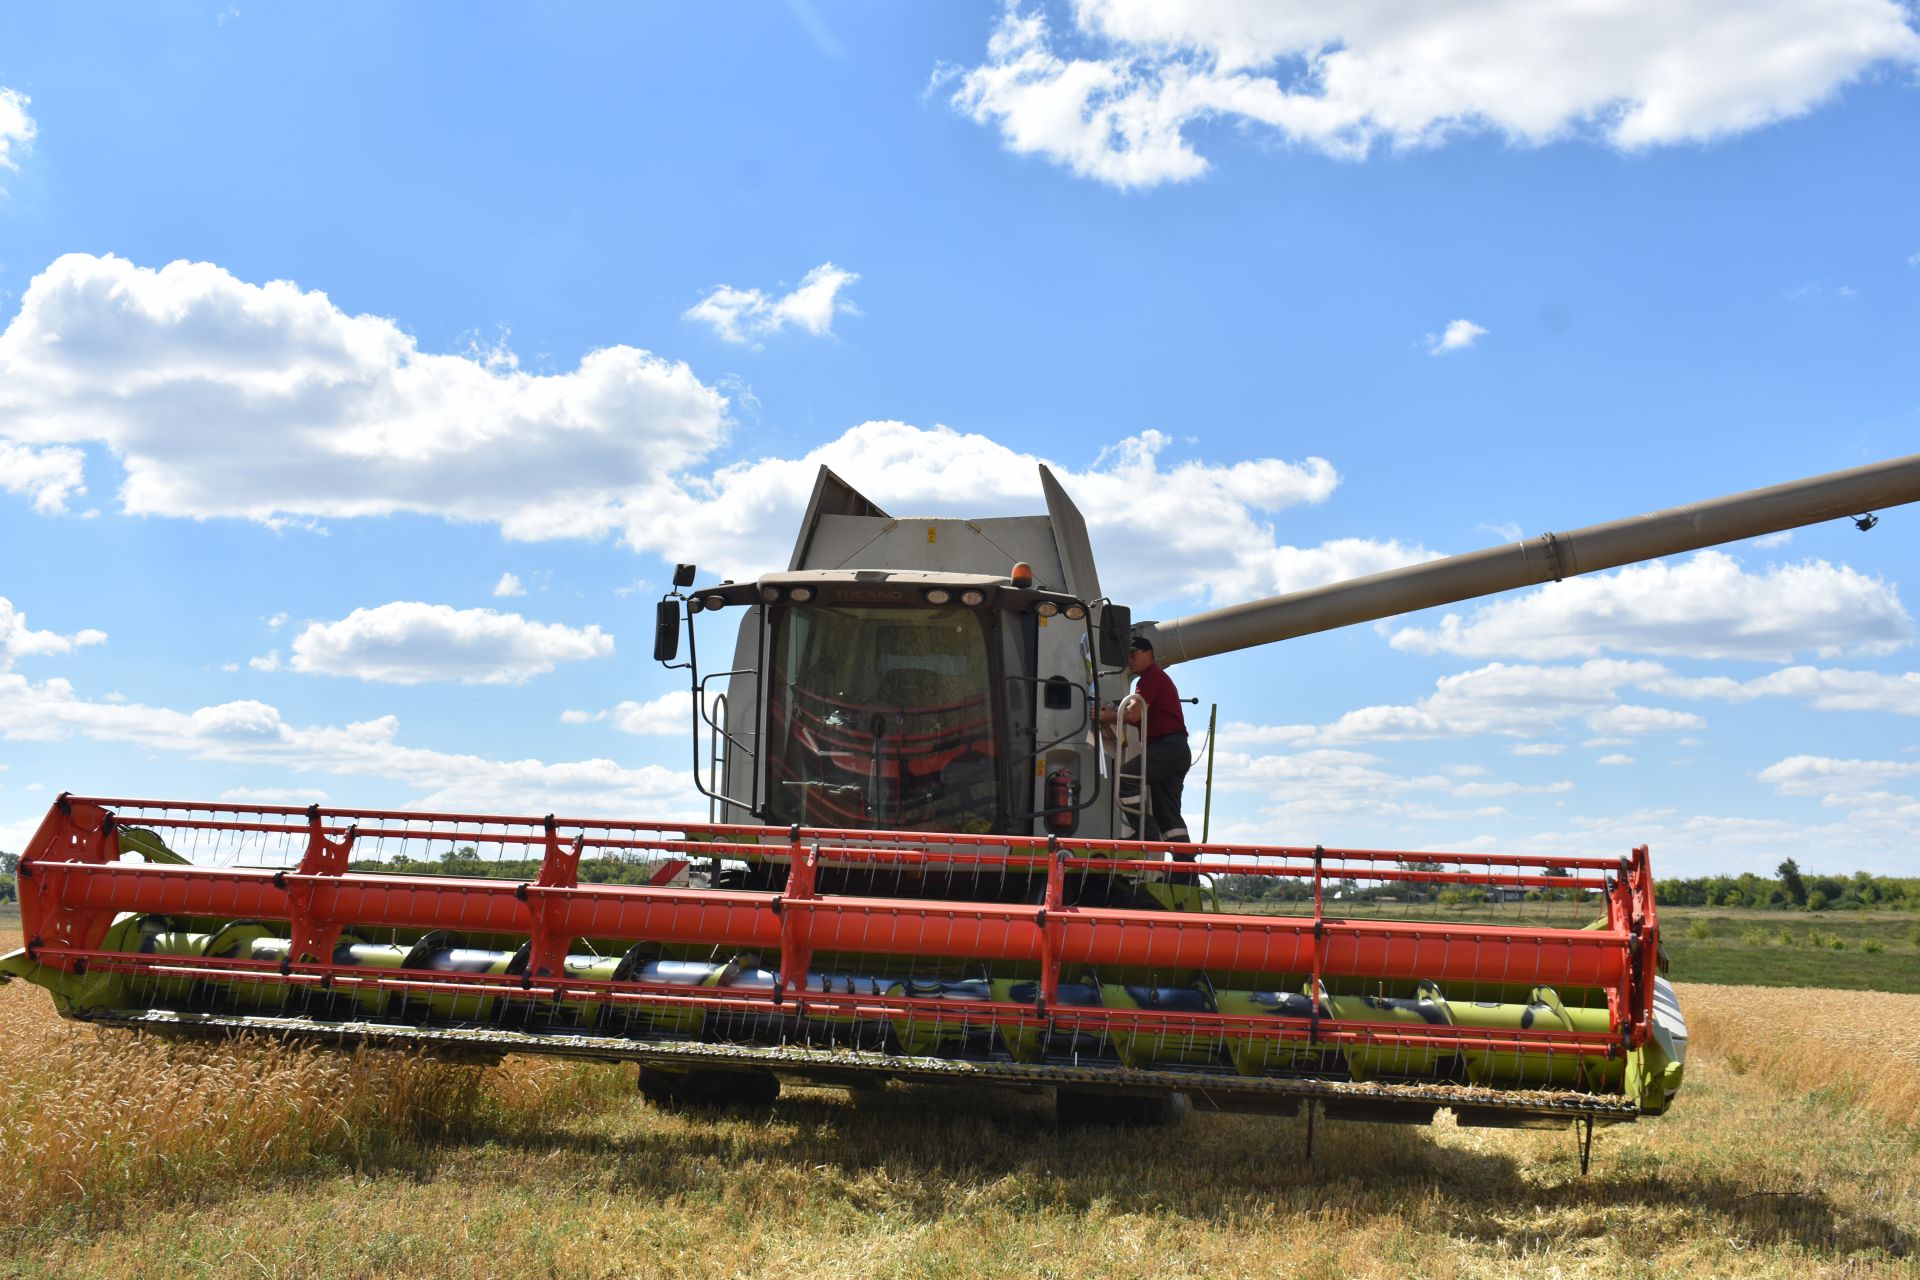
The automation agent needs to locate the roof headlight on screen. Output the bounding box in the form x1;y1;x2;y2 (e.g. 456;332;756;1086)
1064;604;1087;620
759;586;783;604
924;588;953;605
1035;601;1059;617
701;594;727;611
960;589;986;607
789;586;815;603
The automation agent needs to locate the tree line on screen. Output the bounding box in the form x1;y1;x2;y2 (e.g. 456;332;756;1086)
1654;860;1919;912
1210;858;1920;914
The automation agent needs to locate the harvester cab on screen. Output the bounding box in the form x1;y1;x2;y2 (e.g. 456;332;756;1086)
6;450;1920;1156
650;465;1198;908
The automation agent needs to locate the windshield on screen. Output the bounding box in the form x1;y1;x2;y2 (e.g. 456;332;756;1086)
765;605;1004;832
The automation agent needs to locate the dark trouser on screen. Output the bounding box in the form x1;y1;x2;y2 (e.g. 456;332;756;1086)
1143;732;1192;848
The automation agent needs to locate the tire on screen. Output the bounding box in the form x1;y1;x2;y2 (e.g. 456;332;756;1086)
638;1065;781;1110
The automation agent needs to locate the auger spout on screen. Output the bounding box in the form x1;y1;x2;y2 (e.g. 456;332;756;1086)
1143;452;1920;665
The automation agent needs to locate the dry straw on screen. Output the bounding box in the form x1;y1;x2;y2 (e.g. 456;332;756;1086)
0;929;624;1235
1682;982;1920;1130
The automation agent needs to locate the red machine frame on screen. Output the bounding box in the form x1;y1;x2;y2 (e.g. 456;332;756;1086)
14;794;1662;1081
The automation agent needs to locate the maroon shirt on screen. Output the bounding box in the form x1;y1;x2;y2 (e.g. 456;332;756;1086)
1134;663;1187;740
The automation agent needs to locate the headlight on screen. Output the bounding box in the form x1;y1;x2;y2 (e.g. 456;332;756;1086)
959;589;986;607
759;586;782;604
1064;604;1086;620
789;586;815;603
925;588;952;605
701;594;727;611
1035;601;1059;617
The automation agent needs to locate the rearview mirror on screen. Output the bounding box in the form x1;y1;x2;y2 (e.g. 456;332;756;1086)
653;599;682;663
1097;604;1132;667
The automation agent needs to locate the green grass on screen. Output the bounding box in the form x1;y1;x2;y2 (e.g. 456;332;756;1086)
1226;898;1920;995
1659;906;1920;994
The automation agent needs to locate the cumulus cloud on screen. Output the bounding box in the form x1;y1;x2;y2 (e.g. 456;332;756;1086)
1316;658;1673;743
1210;745;1562;829
0;255;1429;614
1511;742;1566;757
1584;704;1703;736
1756;755;1920;834
0;597;106;671
1450;778;1574;798
628;421;1421;608
1427;319;1487;355
1387;551;1911;662
493;572;526;598
0;440;86;513
1595;753;1636;766
0;254;730;539
220;786;331;804
948;2;1920;189
1644;665;1920;716
685;263;859;345
1759;754;1920;798
564;691;696;736
0;669;697;817
1514;805;1914;874
0;88;34;180
282;603;613;685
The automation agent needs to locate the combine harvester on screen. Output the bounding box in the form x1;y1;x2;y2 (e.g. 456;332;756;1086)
7;452;1919;1166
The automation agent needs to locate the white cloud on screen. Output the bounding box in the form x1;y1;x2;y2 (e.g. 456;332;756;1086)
1751;530;1793;549
627;421;1418;608
493;572;526;598
949;2;1920;189
0;439;86;513
248;650;281;672
565;691;696;736
1645;665;1920;716
0;255;1422;615
1450;778;1573;798
0;254;729;539
1317;658;1670;743
1212;745;1567;828
1755;756;1920;833
686;263;860;345
0;670;698;817
0;88;34;181
1388;551;1911;661
1595;753;1636;766
1758;754;1920;797
219;786;330;804
0;596;107;671
282;603;614;685
1510;742;1566;757
1427;319;1487;355
1583;704;1704;736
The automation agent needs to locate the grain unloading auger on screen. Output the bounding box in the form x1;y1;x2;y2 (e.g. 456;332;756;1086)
6;451;1919;1154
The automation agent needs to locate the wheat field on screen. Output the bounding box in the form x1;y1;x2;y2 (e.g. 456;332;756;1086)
1;921;1916;1279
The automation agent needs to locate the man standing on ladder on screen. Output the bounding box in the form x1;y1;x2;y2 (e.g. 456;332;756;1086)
1099;636;1192;852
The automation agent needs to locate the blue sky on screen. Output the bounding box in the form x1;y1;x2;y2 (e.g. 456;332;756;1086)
1;2;1917;875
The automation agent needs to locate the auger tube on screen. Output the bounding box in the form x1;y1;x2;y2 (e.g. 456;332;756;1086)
1143;452;1920;666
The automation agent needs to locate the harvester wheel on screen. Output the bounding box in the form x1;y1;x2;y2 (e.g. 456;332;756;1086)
1055;1087;1189;1129
638;1065;781;1110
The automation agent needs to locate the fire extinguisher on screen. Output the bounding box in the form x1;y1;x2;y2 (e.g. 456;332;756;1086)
1045;768;1078;835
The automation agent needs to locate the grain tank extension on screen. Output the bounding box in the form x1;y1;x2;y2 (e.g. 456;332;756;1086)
5;452;1917;1151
